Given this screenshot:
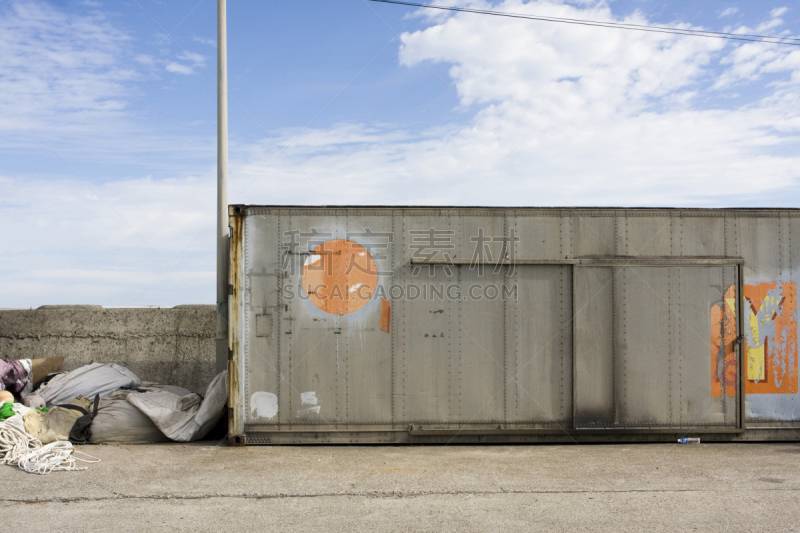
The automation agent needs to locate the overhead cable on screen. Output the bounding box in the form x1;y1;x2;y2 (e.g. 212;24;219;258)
368;0;800;47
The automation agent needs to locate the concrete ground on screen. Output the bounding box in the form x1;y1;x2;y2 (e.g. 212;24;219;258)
2;442;800;532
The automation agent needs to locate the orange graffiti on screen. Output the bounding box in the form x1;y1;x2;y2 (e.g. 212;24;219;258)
711;282;798;397
743;282;797;395
711;285;738;398
301;239;378;315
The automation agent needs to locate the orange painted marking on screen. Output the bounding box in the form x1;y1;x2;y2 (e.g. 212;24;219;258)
379;298;391;333
301;239;377;315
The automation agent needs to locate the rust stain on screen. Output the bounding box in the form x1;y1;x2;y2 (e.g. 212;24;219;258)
379;298;391;333
228;208;244;437
711;284;738;398
301;239;377;315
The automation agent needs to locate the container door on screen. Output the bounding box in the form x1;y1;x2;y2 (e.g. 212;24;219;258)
396;264;573;426
573;265;741;430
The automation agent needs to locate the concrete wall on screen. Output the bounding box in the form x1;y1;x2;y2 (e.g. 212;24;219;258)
0;305;216;394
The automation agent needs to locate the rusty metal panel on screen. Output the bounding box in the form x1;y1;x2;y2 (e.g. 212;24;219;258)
675;216;725;256
742;213;799;422
514;215;564;260
615;266;674;425
396;270;454;422
454;214;504;261
735;214;800;423
395;215;454;422
332;214;394;424
239;211;397;427
242;214;282;427
673;265;738;426
576;264;740;429
737;216;782;281
453;266;506;422
277;213;337;425
506;265;572;423
573;215;615;257
573;266;614;427
283;213;394;425
618;215;673;256
227;206;800;443
228;207;246;439
616;266;738;427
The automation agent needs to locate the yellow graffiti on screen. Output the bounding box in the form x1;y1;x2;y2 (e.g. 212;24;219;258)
746;292;784;384
747;344;766;382
712;282;798;396
744;283;797;394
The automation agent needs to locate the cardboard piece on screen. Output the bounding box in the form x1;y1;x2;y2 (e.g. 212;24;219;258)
31;357;65;384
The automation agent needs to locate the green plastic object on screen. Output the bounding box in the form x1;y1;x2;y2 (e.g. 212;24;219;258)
0;401;15;421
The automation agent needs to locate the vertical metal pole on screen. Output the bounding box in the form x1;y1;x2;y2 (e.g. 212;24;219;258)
216;0;230;373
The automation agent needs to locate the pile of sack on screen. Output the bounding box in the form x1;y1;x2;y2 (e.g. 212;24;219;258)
0;359;227;474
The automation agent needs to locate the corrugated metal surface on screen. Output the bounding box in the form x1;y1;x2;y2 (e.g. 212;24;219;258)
228;207;800;444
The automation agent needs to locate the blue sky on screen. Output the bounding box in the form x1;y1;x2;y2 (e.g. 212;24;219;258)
1;0;799;307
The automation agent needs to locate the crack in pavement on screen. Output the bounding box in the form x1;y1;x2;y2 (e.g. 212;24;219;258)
4;486;800;504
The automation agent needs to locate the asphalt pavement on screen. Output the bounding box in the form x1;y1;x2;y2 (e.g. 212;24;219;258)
2;442;800;532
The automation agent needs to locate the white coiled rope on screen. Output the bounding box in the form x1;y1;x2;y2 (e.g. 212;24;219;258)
0;417;41;465
0;417;99;475
17;441;100;475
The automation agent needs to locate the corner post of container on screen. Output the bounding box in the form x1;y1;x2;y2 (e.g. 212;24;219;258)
215;0;230;374
228;205;246;444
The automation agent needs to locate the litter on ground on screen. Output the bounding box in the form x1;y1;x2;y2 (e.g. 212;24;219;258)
0;357;227;474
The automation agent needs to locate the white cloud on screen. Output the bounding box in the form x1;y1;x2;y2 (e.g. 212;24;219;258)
719;7;739;18
713;8;799;88
180;51;205;64
0;173;217;306
0;0;130;141
165;62;195;75
2;0;800;306
192;36;216;47
771;7;789;18
373;0;799;205
0;0;217;164
164;50;206;75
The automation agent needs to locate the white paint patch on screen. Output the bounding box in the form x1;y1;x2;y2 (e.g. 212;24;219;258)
297;392;320;417
250;391;278;420
348;283;362;293
305;254;322;267
301;391;318;406
297;405;321;416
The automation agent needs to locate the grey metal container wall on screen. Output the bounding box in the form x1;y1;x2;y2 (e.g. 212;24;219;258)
227;206;800;444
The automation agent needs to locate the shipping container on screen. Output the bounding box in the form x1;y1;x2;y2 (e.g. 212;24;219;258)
227;206;800;444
